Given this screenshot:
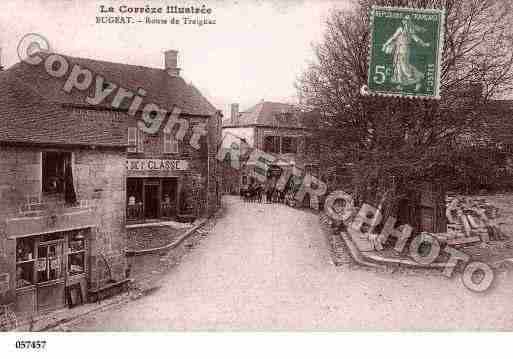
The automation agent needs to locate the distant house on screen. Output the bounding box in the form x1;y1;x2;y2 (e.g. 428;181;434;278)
221;101;321;196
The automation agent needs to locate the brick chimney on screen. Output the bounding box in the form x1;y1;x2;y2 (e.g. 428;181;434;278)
164;50;180;77
230;103;239;125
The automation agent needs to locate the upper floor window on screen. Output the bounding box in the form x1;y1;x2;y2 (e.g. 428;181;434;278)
163;127;179;154
263;136;280;153
274;112;294;122
42;151;71;194
127;127;144;153
281;137;298;154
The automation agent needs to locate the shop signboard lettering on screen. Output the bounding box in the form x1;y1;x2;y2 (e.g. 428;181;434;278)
126;159;188;171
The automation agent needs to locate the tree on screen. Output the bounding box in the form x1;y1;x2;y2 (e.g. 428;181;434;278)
297;0;513;230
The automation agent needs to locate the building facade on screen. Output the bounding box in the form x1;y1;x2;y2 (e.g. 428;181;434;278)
221;101;321;196
121;51;222;224
0;49;221;317
0;68;127;316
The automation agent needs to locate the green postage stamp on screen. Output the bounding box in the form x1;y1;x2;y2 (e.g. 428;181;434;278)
367;6;445;99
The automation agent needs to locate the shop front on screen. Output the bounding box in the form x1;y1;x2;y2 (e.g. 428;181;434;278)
126;158;188;223
15;228;90;314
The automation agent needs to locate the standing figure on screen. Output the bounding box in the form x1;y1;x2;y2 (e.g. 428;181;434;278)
382;15;430;92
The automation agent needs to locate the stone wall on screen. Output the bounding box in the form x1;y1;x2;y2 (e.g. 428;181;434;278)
0;144;127;304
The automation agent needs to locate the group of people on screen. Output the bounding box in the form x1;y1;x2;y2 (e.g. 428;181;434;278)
240;179;290;204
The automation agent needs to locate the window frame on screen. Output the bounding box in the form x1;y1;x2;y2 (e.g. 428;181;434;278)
263;136;280;153
281;136;298;154
163;127;179;154
128;127;145;153
41;151;72;195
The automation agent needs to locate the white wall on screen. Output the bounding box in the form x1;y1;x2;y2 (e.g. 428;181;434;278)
221;128;255;147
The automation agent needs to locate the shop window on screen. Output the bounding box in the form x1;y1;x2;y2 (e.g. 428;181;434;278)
42;152;71;194
36;237;64;284
68;231;86;276
126;178;144;221
16;237;36;289
161;178;178;218
128;127;144;153
163;128;179;154
281;137;298;154
263;136;280;153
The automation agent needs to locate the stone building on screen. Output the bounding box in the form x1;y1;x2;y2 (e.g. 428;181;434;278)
221;101;321;197
0;49;221;316
0;66;127;316
116;51;222;224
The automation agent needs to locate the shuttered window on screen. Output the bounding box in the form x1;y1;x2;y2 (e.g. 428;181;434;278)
128;127;144;153
163;128;179;154
137;129;144;153
128;127;137;153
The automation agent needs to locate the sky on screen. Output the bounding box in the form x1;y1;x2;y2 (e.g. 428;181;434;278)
0;0;353;117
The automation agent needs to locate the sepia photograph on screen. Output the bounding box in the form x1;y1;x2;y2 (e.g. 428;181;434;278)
0;0;513;356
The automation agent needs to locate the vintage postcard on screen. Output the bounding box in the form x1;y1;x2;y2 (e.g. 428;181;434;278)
0;0;513;356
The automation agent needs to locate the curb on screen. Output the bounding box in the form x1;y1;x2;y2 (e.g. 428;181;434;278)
339;232;387;269
125;218;208;256
341;230;454;271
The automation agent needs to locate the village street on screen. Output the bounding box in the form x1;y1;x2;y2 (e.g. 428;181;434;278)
61;196;513;331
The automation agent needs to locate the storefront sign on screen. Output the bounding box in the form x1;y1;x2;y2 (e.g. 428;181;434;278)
126;159;188;171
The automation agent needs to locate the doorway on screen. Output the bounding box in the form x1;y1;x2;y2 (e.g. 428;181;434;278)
144;183;160;219
127;177;179;223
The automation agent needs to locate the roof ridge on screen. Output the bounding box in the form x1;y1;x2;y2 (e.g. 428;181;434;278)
34;51;168;73
7;51;216;117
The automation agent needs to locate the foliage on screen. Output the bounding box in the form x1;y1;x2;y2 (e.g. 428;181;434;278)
297;0;513;210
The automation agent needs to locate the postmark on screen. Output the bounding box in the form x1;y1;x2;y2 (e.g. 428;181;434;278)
367;6;445;99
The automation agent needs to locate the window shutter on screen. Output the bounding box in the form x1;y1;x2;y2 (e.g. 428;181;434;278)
164;129;178;154
137;129;144;153
128;127;137;153
172;136;179;154
163;130;171;153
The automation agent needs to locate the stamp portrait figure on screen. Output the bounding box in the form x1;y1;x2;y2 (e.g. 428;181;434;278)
381;15;430;91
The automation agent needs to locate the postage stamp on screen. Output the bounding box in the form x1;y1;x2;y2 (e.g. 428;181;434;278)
367;6;445;99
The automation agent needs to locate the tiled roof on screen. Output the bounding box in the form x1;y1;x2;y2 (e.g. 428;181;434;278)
222;101;319;129
9;52;217;116
0;70;127;147
0;52;217;147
